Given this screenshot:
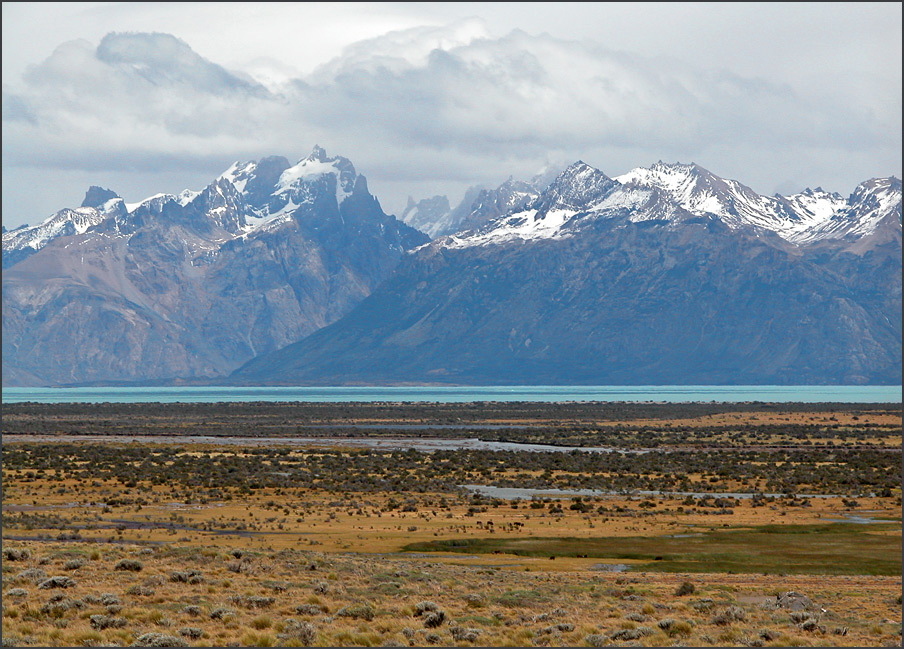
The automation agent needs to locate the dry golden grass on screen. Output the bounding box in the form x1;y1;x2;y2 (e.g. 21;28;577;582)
1;538;901;647
2;405;901;646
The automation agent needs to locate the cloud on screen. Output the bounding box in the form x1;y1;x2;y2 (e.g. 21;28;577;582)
1;21;901;224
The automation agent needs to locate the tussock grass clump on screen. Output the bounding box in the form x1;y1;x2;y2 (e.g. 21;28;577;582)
251;614;273;629
114;559;143;572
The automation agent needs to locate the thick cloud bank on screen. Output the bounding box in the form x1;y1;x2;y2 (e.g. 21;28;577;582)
2;21;901;224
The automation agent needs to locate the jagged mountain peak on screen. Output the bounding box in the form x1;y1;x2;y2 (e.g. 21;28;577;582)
307;144;330;162
537;160;616;210
81;186;121;209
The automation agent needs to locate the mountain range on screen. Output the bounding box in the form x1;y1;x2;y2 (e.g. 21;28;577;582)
2;147;426;386
3;150;901;386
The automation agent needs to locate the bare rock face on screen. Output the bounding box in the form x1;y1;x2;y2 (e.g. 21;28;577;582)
2;147;427;386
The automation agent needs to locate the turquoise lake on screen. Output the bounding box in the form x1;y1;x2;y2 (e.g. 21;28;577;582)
2;385;901;404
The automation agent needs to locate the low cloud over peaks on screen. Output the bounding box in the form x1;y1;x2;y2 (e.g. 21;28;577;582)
2;23;900;224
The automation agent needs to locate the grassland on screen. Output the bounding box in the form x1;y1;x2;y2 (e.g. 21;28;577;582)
1;401;901;647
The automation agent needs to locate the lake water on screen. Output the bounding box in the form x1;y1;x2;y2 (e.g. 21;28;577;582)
2;385;900;404
1;434;638;454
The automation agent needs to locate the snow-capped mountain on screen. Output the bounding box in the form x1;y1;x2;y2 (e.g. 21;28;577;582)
2;190;126;268
401;166;562;238
442;160;900;249
234;161;901;387
614;162;901;244
2;147;427;386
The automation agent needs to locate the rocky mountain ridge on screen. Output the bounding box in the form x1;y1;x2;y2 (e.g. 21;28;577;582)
232;160;901;386
2;147;427;386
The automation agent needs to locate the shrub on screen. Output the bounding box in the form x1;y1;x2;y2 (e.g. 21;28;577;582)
414;601;439;616
130;632;188;647
178;627;203;639
15;568;46;584
337;604;375;621
90;614;127;630
711;606;747;625
127;585;155;596
610;626;654;641
451;626;481;642
38;576;76;589
675;581;696;596
295;604;322;615
209;607;234;620
114;559;144;572
464;593;485;608
4;588;27;599
423;611;445;628
181;605;201;617
278;619;317;646
584;633;607;647
63;559;86;571
169;570;202;583
3;548;31;561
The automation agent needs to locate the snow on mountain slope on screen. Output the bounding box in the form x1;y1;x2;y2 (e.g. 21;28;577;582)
615;161;805;234
801;177;902;242
2;200;125;256
447;161;674;247
445;160;899;249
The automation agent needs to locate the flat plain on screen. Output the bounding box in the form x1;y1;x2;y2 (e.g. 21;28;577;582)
1;401;901;647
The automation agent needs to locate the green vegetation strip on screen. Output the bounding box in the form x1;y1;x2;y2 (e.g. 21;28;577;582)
404;523;902;576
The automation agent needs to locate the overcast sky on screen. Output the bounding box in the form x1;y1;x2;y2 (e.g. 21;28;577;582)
2;2;901;229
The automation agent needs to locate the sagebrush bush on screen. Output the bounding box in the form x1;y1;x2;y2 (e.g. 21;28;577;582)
114;559;143;572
